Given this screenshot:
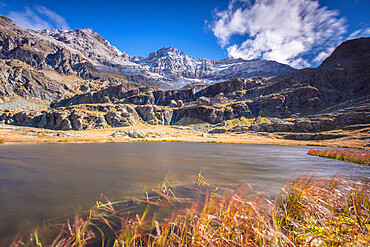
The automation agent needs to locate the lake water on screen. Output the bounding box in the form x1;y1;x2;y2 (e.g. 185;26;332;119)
0;142;369;243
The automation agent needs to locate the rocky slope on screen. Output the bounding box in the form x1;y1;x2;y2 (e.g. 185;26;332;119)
51;37;370;118
1;37;363;133
0;59;65;104
0;14;368;139
0;15;294;89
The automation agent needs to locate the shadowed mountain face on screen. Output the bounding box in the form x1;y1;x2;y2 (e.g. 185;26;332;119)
0;15;294;89
270;37;370;105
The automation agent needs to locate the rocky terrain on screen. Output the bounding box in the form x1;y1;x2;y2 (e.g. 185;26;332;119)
25;38;364;132
0;12;368;145
0;59;66;104
0;15;294;89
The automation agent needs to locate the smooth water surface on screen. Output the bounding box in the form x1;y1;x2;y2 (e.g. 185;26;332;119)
0;142;369;242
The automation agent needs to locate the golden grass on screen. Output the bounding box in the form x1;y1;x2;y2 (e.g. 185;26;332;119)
0;124;369;149
306;143;368;150
17;176;370;246
308;149;370;165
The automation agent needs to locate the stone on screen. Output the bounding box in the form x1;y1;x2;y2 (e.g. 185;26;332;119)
111;131;129;138
124;130;146;138
220;120;230;126
176;100;184;107
136;105;160;124
105;111;135;127
89;113;107;129
294;120;314;132
196;96;211;106
208;128;227;134
54;111;73;130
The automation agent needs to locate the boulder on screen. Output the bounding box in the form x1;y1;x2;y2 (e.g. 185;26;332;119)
123;130;146;138
209;128;227;134
111;130;129;138
136;105;160;124
176;100;184;107
70;111;85;130
294;119;314;132
136;105;173;125
84;113;107;129
54;111;73;130
105;111;135;127
196;96;211;106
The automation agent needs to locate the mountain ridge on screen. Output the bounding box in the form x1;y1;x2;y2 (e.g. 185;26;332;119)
0;29;368;145
0;15;294;89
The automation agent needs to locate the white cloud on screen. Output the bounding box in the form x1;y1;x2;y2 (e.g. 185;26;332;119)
210;0;347;68
348;28;370;40
8;6;69;30
36;6;69;29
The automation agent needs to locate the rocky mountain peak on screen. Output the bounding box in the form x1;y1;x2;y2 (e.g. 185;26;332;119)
0;15;14;25
146;47;186;61
320;37;370;68
0;15;295;89
36;26;131;64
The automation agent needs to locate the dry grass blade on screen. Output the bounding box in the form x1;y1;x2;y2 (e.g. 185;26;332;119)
15;175;370;246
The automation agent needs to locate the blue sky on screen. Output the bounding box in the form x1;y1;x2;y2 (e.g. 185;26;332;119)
0;0;369;68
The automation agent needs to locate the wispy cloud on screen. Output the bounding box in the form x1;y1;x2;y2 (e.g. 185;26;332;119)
8;6;69;30
36;6;69;29
348;28;370;40
210;0;348;68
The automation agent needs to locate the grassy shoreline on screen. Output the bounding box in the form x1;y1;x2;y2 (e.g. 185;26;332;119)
308;149;370;165
14;175;370;246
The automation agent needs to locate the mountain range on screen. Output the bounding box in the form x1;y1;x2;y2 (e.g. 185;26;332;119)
0;14;369;143
0;15;293;89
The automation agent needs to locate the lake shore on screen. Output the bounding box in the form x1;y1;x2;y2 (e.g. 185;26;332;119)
0;123;368;149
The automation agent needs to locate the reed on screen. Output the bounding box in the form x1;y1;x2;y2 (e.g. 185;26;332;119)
308;149;370;165
17;176;370;246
